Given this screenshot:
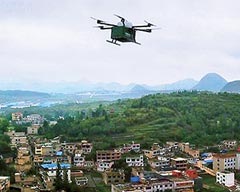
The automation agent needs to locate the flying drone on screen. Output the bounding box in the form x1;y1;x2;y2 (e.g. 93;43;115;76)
92;14;158;46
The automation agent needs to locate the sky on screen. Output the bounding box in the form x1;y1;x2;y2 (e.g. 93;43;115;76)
0;0;240;85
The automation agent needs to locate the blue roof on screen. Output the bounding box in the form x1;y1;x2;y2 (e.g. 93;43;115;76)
131;176;140;183
56;151;63;156
204;159;213;163
201;153;209;157
41;163;70;169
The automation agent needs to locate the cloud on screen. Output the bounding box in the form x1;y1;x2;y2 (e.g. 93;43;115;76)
0;0;240;85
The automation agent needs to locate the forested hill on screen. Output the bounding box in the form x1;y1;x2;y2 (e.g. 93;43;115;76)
40;91;240;148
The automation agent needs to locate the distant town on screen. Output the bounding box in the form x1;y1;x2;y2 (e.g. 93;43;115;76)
1;110;240;192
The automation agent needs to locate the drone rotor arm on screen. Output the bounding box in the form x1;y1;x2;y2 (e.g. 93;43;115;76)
135;28;152;33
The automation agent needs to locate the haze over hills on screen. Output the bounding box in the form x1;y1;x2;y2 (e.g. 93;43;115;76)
0;78;199;94
192;73;228;92
221;80;240;93
0;72;239;108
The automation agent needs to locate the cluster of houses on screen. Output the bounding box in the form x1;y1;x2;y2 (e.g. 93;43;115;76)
1;112;240;191
12;112;45;125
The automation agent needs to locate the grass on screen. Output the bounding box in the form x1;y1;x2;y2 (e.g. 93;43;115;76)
200;174;229;192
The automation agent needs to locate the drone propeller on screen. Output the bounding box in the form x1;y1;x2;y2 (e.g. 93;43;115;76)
91;17;106;24
114;14;125;20
144;20;156;27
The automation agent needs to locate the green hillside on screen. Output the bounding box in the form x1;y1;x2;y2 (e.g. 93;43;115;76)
39;91;240;148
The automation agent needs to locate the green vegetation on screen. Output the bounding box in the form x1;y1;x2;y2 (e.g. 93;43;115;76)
36;91;240;148
200;174;229;192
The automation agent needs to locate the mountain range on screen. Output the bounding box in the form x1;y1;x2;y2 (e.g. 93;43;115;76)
0;73;239;100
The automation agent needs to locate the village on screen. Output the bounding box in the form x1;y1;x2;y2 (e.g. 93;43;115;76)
0;112;240;192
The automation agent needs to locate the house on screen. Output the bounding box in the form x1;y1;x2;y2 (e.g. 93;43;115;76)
216;171;235;187
96;161;114;172
172;177;194;192
213;153;236;172
121;141;140;153
170;157;188;170
102;169;125;185
12;112;23;121
16;147;31;165
40;163;71;185
143;143;165;159
221;140;237;149
0;176;10;192
4;131;27;147
23;114;44;125
96;150;121;162
148;156;170;170
73;154;85;167
178;142;200;158
81;140;93;154
75;177;88;186
126;155;144;167
27;125;40;135
111;178;174;192
61;142;80;154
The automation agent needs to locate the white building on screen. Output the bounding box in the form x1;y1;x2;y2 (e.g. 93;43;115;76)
75;177;88;186
149;156;170;169
216;172;235;187
96;161;114;172
126;155;144;167
40;163;71;183
73;154;85;167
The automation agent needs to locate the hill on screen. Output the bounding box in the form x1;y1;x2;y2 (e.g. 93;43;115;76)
161;79;198;91
192;73;227;92
39;91;240;148
221;80;240;93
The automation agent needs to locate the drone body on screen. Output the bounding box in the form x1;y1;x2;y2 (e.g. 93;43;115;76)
92;15;156;46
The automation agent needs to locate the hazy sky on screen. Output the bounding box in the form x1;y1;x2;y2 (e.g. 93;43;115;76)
0;0;240;85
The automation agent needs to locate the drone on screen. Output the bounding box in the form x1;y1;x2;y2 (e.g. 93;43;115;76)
92;14;158;46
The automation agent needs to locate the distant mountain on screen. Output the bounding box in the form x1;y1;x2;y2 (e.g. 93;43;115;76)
192;73;227;92
160;79;198;91
130;85;149;93
221;80;240;93
0;90;50;97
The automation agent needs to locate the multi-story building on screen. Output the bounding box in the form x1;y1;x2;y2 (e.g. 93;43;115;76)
23;114;44;125
96;150;121;162
96;161;114;172
221;140;237;149
178;142;199;158
103;169;125;185
81;140;93;154
111;178;174;192
35;144;43;155
216;171;235;187
126;155;144;167
172;177;194;192
73;154;85;167
170;157;188;170
213;153;236;172
40;163;71;185
12;112;23;121
61;142;80;154
16;147;31;165
148;156;170;169
0;176;10;192
27;125;40;135
4;131;27;147
75;177;88;186
121;141;141;153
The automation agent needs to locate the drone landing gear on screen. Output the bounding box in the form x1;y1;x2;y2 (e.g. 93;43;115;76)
134;41;141;45
106;40;120;46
